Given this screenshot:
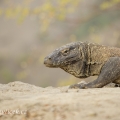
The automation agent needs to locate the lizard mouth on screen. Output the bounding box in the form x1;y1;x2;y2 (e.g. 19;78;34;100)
44;63;57;68
44;57;58;68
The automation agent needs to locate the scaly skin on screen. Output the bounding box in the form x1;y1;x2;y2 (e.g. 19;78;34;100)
44;42;120;89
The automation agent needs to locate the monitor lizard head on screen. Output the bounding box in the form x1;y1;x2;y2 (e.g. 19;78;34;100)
44;42;87;78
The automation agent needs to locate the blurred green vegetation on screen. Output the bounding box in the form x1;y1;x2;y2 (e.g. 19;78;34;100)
0;0;80;31
0;0;120;86
100;0;120;9
58;76;78;86
0;68;15;82
74;11;120;40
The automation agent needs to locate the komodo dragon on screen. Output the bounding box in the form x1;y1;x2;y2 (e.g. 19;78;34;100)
44;42;120;89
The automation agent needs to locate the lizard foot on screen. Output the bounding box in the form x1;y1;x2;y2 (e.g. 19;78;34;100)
69;81;87;89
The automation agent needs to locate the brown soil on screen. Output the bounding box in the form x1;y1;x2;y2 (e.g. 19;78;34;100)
0;81;120;120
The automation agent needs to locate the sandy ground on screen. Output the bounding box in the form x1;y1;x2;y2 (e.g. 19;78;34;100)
0;81;120;120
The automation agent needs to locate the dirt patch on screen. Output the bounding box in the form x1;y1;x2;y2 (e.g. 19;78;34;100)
0;81;120;120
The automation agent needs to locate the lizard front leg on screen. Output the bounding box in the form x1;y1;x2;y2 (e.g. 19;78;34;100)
69;57;120;89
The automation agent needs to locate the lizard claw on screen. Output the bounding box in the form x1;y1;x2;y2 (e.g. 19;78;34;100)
69;83;86;89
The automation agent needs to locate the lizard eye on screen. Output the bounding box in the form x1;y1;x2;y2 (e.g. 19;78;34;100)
61;49;69;56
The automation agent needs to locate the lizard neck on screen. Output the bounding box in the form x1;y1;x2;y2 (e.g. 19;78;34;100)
61;42;91;78
60;42;90;78
77;42;91;78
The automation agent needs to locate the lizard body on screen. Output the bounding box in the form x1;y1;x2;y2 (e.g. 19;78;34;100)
44;42;120;89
